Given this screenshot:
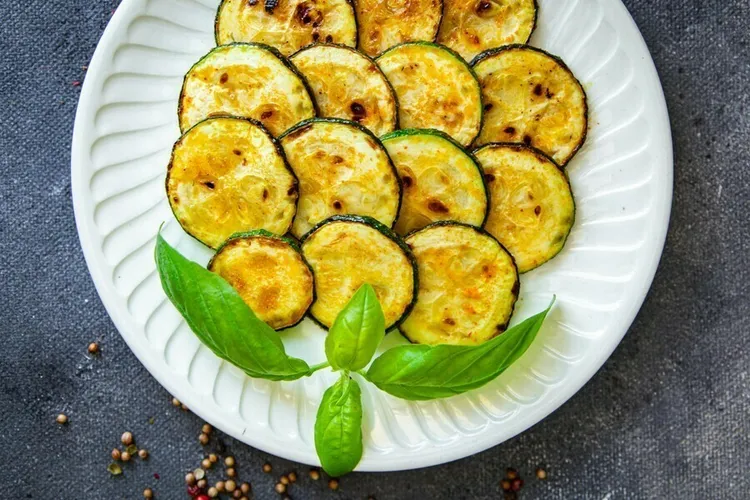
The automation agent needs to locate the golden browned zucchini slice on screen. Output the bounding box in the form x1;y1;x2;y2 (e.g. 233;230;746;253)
381;129;488;235
178;43;316;136
215;0;357;56
377;42;482;146
208;230;314;330
473;143;575;272
289;44;398;137
166;117;298;249
437;0;537;61
279;118;401;238
355;0;442;57
400;222;518;346
472;45;587;166
301;216;417;330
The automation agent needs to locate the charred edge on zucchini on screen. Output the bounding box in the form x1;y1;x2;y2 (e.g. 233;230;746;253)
376;41;484;146
279;117;403;230
178;43;320;133
470;44;588;166
380;127;490;229
208;229;315;330
301;214;418;331
472;142;576;273
354;0;444;57
166;115;299;249
289;42;400;132
401;220;519;345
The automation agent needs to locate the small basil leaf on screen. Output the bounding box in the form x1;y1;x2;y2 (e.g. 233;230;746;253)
325;284;386;371
365;301;553;400
155;232;311;381
314;374;363;477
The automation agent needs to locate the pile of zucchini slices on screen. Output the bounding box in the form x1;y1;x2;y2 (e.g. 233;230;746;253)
166;0;586;345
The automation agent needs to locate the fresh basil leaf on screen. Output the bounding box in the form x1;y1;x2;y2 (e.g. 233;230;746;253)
365;301;553;400
325;284;386;372
155;232;311;381
314;374;363;477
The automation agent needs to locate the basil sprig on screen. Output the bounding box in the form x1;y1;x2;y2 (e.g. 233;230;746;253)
325;284;386;371
364;301;554;400
155;233;313;381
314;373;363;477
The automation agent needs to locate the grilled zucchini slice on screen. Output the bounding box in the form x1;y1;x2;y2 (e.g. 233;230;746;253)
437;0;537;61
377;42;482;146
381;129;488;235
474;143;574;272
401;222;518;346
301;216;417;329
472;45;587;166
279;118;401;238
355;0;442;57
166;117;298;249
208;230;314;330
289;44;398;137
178;43;316;136
215;0;357;56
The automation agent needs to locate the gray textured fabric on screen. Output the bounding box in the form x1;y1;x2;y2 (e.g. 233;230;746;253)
0;0;748;498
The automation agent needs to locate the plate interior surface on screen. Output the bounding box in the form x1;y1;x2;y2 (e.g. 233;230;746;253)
71;0;673;470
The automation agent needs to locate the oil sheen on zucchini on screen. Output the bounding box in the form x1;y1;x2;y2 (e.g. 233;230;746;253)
208;230;314;330
178;43;315;136
377;42;482;146
215;0;357;56
166;117;298;249
400;222;518;346
301;215;417;330
355;0;442;57
472;45;587;166
279;118;401;238
289;44;397;136
381;129;488;235
437;0;537;61
474;143;574;272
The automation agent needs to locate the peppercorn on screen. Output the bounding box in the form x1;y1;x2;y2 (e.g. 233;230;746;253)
199;433;209;445
506;468;518;480
309;469;320;480
511;478;523;492
143;488;153;499
207;487;218;498
328;479;339;490
280;475;289;485
56;413;68;424
232;490;241;499
202;423;212;434
197;478;207;489
111;448;121;461
240;483;251;493
262;463;272;473
225;480;236;492
201;458;212;469
88;342;99;354
536;468;547;480
275;483;286;494
121;451;131;462
185;472;196;485
209;454;218;464
138;449;149;460
171;397;181;407
121;432;134;446
288;472;297;483
225;456;236;467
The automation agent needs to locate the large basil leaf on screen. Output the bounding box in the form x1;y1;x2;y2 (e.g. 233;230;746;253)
365;302;553;400
314;374;363;477
325;284;386;371
155;233;311;381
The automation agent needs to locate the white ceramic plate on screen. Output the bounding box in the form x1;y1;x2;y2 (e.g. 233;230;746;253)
72;0;672;471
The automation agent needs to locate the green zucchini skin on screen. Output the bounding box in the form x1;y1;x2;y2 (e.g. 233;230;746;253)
376;42;484;147
279;117;403;238
473;142;576;273
208;229;316;331
380;128;490;234
470;44;588;166
177;42;319;136
301;215;419;332
289;42;399;136
401;221;519;346
166;115;298;250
